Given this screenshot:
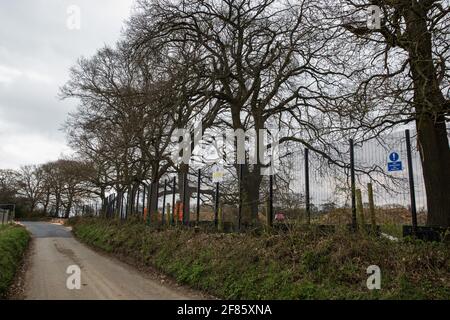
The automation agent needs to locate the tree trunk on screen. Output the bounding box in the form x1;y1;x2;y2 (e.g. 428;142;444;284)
55;195;61;218
43;191;50;216
240;164;263;224
99;186;106;217
30;202;36;214
178;164;190;224
405;3;450;227
64;199;72;219
150;180;159;216
115;188;123;218
417;117;450;227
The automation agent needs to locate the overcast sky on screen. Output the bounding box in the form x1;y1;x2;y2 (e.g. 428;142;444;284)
0;0;134;169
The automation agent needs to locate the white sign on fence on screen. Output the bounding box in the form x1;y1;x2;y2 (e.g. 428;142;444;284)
212;171;224;183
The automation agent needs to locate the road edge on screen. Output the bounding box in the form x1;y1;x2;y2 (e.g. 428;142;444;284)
70;227;216;300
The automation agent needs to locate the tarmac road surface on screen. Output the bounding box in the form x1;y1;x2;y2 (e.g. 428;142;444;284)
19;221;202;300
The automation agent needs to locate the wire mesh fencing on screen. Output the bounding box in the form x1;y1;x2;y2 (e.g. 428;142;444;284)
96;128;426;234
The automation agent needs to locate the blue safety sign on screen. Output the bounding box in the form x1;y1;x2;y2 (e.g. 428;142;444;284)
389;152;399;162
388;151;402;171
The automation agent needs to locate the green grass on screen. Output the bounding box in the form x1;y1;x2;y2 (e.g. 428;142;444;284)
70;218;450;299
379;223;403;238
0;224;30;298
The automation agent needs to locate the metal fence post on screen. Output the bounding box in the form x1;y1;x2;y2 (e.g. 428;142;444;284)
405;129;418;234
125;192;129;220
305;148;310;224
196;169;201;224
162;179;167;225
356;188;365;229
350;138;357;230
155;180;160;218
367;182;376;230
136;187;140;215
214;182;219;228
142;183;146;217
103;197;107;218
238;163;243;231
182;171;189;225
112;194;116;219
147;183;153;225
172;177;176;225
269;173;274;227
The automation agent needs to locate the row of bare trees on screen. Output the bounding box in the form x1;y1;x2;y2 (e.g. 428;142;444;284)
55;0;448;226
0;160;97;218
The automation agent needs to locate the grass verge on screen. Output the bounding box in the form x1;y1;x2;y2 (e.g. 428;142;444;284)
0;224;30;298
70;217;450;299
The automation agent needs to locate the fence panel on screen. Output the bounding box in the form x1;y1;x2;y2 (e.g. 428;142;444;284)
90;128;430;234
354;129;427;227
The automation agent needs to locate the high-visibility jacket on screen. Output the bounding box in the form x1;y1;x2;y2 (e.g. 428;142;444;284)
143;207;148;221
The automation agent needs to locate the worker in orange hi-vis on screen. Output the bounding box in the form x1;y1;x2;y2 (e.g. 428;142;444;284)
178;202;184;222
143;207;148;222
174;200;183;224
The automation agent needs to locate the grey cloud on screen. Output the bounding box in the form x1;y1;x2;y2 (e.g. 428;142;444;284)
0;0;134;169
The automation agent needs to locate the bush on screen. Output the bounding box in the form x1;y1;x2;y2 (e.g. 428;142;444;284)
0;224;30;298
71;218;450;299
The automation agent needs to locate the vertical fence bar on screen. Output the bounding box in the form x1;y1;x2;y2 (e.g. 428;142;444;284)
107;195;110;218
182;171;189;225
350;138;357;230
238;163;243;231
162;179;167;225
405;129;418;234
196;169;201;224
172;177;176;225
356;188;365;229
147;183;153;225
136;188;140;215
106;196;109;218
214;182;219;228
304;148;310;224
142;183;146;217
269;173;274;227
112;194;116;218
119;194;122;219
125;192;130;220
154;180;159;219
367;182;376;230
122;193;126;220
101;198;105;217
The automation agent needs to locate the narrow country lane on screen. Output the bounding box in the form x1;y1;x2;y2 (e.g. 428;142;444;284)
19;222;202;300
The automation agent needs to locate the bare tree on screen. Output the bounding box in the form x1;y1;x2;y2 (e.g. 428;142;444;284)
16;165;44;214
127;0;353;222
329;0;450;226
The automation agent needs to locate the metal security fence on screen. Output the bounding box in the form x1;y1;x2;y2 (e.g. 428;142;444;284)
0;204;15;224
0;209;10;225
98;128;426;233
353;129;427;227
